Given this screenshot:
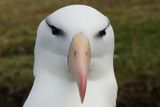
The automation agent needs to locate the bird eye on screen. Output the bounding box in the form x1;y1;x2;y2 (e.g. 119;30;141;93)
96;22;110;38
97;29;106;37
46;20;63;36
50;25;62;35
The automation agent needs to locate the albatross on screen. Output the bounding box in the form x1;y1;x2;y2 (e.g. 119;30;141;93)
23;4;118;107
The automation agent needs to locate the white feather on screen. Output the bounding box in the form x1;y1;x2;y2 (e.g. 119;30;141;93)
23;4;117;107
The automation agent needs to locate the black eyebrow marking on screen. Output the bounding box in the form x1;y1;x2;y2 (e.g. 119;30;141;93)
45;18;64;36
96;20;111;38
45;19;59;29
104;20;110;31
45;19;52;28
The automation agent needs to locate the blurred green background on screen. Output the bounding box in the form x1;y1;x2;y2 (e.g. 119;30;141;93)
0;0;160;107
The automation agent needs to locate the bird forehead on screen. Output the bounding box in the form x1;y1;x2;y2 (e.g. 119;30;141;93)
47;5;107;30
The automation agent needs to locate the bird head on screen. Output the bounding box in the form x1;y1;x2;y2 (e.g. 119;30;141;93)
35;5;114;103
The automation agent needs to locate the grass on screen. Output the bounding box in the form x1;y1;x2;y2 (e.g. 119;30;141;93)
0;55;33;92
0;0;160;91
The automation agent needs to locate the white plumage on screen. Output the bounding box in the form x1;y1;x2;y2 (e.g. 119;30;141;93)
23;5;117;107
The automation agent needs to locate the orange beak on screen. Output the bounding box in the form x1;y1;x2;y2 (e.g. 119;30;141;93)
68;34;91;103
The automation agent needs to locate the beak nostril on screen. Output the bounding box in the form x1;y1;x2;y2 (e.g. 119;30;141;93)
74;51;77;57
86;52;88;56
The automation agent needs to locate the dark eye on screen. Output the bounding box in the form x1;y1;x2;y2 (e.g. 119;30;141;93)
49;25;62;35
97;29;106;37
96;22;110;38
46;20;63;36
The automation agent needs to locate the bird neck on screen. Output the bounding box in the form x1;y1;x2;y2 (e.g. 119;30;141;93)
24;69;117;107
23;52;117;107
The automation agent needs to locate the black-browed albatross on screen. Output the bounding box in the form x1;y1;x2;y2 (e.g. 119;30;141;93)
23;4;118;107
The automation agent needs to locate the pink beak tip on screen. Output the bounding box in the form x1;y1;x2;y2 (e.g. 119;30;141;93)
79;74;87;103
